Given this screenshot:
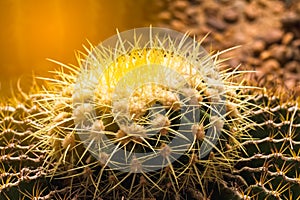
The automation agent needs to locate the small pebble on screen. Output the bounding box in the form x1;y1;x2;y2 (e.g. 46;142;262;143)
223;8;239;23
170;19;186;31
257;0;268;7
252;40;266;54
206;18;227;31
285;61;300;73
247;57;261;66
285;47;294;61
186;6;199;17
272;2;284;14
204;2;220;16
269;44;286;63
282;32;294;45
292;39;300;48
262;29;284;44
173;11;188;24
281;12;300;26
260;50;272;60
285;79;296;89
172;0;188;11
158;11;172;22
234;32;247;44
244;4;257;21
261;59;280;73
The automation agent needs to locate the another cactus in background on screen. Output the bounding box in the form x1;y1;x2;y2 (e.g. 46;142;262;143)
0;91;51;199
197;93;299;200
233;94;300;200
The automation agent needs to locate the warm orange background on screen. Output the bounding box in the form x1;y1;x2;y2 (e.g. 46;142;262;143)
0;0;159;97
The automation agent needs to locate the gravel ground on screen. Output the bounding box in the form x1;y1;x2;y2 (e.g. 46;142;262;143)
155;0;300;98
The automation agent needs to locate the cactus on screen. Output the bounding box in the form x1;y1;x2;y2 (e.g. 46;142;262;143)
27;27;259;199
0;27;299;200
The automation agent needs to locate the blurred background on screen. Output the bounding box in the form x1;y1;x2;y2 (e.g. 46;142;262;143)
1;0;299;97
0;0;162;97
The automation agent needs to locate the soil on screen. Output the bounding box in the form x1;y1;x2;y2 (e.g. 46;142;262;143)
155;0;300;98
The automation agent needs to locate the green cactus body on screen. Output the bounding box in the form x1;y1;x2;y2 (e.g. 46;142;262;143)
232;94;300;200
